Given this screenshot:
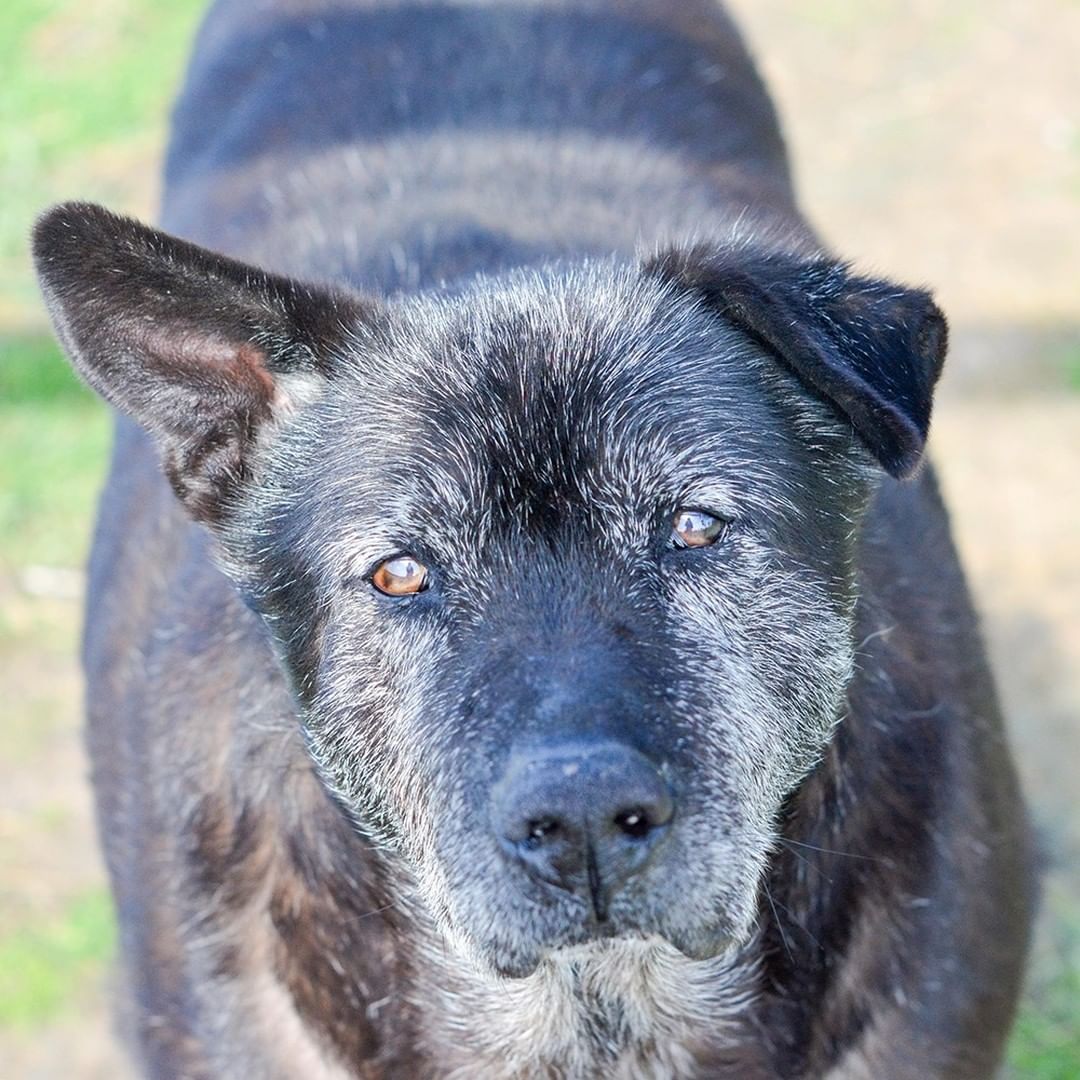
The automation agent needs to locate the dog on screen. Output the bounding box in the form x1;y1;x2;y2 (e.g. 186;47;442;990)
32;1;1034;1076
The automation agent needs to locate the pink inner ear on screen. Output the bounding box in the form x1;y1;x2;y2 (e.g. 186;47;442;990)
223;342;277;405
136;319;277;415
148;337;280;525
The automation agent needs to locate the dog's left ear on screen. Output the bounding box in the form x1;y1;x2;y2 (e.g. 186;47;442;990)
646;247;948;478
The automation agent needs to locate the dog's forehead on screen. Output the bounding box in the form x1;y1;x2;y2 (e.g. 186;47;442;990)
326;262;791;523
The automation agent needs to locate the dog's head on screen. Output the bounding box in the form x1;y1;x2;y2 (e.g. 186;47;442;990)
34;203;946;975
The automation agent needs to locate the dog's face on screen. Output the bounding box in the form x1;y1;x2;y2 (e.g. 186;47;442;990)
242;268;868;973
34;204;946;976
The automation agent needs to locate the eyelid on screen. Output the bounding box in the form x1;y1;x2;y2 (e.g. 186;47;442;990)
673;493;740;522
340;543;431;585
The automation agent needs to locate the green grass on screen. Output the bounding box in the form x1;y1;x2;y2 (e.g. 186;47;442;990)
1061;340;1080;393
1;0;204;570
1;0;206;324
0;335;110;569
1007;880;1080;1079
0;3;190;1039
1011;976;1080;1080
0;889;116;1028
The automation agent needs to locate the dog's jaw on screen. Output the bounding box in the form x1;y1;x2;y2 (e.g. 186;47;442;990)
412;933;761;1079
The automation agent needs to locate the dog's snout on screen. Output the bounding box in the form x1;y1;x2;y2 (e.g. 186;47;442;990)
492;743;673;918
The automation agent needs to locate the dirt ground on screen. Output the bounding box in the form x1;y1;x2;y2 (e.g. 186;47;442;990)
4;1;1078;1075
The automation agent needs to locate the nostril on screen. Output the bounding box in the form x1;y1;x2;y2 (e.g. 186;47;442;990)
613;807;654;840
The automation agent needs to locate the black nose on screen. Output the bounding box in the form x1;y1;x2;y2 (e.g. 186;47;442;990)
491;742;674;919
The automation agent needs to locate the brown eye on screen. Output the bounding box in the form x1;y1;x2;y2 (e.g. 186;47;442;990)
672;509;728;549
371;555;429;596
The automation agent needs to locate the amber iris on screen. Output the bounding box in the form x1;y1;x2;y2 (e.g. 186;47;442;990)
672;509;727;549
371;555;429;596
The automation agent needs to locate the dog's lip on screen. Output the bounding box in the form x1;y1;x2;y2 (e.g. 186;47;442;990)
487;922;629;979
490;919;734;980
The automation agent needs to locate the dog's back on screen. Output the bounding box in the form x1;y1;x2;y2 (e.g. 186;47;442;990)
161;0;804;281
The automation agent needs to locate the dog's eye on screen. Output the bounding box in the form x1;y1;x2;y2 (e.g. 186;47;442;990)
371;555;429;596
671;509;728;549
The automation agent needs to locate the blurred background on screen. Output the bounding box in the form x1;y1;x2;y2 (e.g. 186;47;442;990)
1;1;1077;1075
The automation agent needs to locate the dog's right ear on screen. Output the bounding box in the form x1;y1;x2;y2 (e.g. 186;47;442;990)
32;202;374;525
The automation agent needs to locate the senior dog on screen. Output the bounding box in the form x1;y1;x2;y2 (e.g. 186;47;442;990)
33;1;1033;1076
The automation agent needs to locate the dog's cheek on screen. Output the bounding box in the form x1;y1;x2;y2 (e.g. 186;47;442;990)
656;569;852;943
304;609;453;858
664;553;852;818
304;605;524;960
